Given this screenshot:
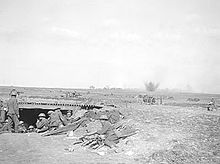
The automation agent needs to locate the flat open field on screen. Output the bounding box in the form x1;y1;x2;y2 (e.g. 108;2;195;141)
0;86;220;164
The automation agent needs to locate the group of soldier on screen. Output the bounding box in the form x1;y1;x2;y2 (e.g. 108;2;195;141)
0;89;125;149
35;109;73;133
34;106;124;148
0;89;67;133
70;107;124;149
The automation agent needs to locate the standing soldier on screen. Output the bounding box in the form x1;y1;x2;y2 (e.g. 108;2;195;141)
0;99;5;122
208;98;217;111
7;90;20;133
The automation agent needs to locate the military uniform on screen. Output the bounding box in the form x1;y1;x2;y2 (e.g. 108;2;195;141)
55;109;68;126
107;110;121;124
36;117;49;133
7;96;19;132
27;125;35;133
97;117;119;148
18;122;27;133
0;100;5;122
0;121;10;132
84;110;99;120
48;111;63;129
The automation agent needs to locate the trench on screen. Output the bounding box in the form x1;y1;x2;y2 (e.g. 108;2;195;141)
19;108;72;127
1;105;101;127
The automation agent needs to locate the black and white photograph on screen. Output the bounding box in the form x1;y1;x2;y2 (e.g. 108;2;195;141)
0;0;219;163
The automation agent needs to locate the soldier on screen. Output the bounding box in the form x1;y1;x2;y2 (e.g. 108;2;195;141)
36;113;49;133
9;88;18;97
73;108;87;121
208;98;217;111
18;121;27;133
55;109;68;126
0;98;3;110
47;110;63;130
27;125;35;133
65;111;73;124
0;119;10;132
7;90;20;133
0;99;5;122
107;109;124;124
85;115;119;148
84;110;99;120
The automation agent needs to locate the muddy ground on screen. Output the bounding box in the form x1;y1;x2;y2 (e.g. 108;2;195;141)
0;87;220;164
0;105;220;164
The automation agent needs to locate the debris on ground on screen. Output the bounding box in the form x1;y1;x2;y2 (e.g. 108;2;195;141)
63;112;138;154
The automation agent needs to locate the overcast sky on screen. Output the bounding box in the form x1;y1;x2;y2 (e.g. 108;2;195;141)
0;0;219;93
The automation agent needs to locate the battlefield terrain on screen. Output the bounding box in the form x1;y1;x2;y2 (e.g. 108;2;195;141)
0;86;220;164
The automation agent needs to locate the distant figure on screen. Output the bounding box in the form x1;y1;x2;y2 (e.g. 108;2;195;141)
159;96;163;105
36;113;49;133
210;98;215;105
135;95;143;104
208;98;217;111
7;90;20;133
0;99;3;110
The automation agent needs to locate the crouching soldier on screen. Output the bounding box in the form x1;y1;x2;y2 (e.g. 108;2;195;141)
0;119;10;132
18;121;27;133
48;110;67;130
107;109;124;124
36;113;49;133
65;111;73;124
47;111;60;130
55;109;68;126
84;115;119;149
27;125;35;133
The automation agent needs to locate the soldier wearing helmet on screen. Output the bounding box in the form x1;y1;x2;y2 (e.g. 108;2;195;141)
9;88;18;97
47;109;66;130
27;125;35;133
0;119;10;132
84;114;119;148
39;113;46;118
18;120;27;133
65;111;73;124
36;113;49;133
6;89;20;133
